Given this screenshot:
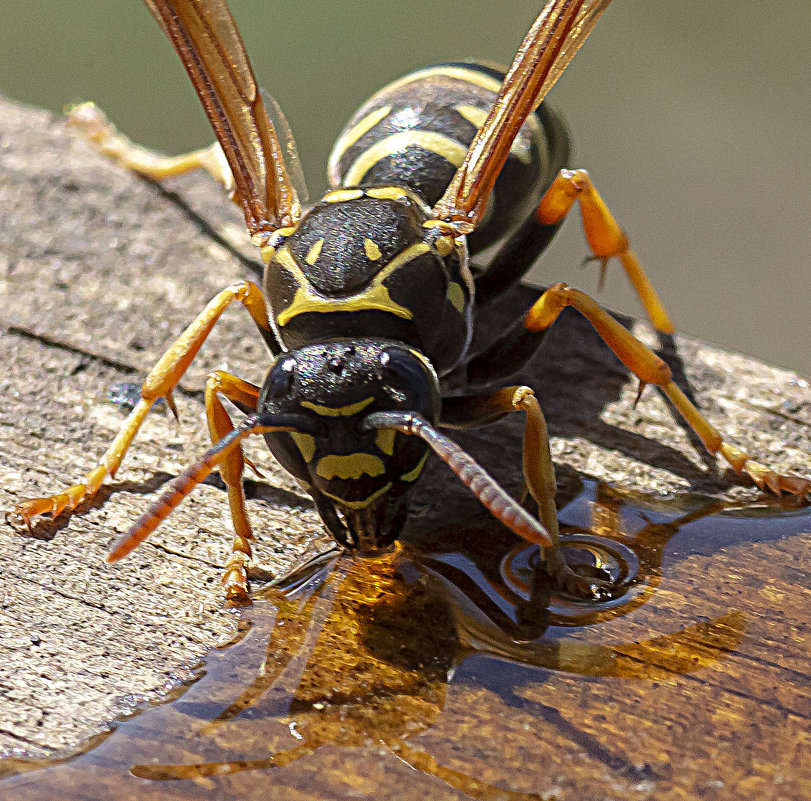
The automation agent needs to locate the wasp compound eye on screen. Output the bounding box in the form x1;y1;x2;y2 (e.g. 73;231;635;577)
264;357;296;400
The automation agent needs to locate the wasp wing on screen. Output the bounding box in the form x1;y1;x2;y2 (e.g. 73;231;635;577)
143;0;304;237
433;0;612;230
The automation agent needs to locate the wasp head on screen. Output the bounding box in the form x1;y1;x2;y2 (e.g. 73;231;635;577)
258;339;440;553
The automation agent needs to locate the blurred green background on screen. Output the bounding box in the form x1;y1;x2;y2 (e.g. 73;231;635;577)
2;1;809;375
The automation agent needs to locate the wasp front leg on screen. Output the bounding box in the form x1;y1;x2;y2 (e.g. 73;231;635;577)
442;385;613;599
11;281;275;529
203;372;262;604
67;102;235;196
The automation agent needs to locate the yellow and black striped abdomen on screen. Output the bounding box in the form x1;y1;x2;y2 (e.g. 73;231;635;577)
328;62;570;255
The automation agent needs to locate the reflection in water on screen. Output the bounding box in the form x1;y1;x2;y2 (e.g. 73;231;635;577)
2;485;806;799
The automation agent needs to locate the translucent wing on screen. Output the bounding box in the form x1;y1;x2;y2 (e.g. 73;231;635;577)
143;0;305;237
433;0;612;230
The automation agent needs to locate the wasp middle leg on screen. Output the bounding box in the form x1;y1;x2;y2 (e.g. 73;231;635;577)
11;281;275;528
67;102;234;194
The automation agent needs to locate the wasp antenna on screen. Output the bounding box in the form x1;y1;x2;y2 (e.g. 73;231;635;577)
361;412;555;548
106;412;311;563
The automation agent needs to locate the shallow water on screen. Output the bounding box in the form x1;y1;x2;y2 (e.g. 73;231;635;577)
1;483;808;800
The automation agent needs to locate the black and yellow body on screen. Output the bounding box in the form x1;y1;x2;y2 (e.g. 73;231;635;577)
327;62;570;255
254;61;570;549
15;1;808;605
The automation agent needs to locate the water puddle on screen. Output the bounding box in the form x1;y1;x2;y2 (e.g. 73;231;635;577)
1;482;808;800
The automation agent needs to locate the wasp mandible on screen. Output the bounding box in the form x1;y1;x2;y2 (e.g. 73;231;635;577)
12;0;810;603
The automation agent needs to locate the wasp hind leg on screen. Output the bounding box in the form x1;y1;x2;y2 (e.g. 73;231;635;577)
475;168;674;336
441;386;613;600
521;283;810;498
10;281;275;531
67;102;234;194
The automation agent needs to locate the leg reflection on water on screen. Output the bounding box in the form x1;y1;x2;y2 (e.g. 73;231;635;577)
6;486;801;800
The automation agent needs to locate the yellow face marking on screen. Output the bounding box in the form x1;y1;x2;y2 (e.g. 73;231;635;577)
455;103;534;164
305;238;324;266
316;453;385;481
364;238;382;261
290;432;316;462
375;428;396;456
275;243;428;326
260;244;276;264
301;396;374;417
434;236;455;257
322;188;364;203
448;282;466;314
379;65;503;96
401;453;429;483
328;104;392;173
343;131;468;186
320;482;393;510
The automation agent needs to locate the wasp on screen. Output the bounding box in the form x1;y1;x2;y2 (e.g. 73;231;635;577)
11;0;810;604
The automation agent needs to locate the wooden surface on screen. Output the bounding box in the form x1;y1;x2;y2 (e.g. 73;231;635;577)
0;96;809;799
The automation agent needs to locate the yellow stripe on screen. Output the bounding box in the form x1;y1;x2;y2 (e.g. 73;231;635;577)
401;453;429;483
328;104;392;169
448;282;466;314
455;103;533;164
375;428;396;456
305;238;324;265
343;131;468;186
320;482;392;510
365;186;433;216
454;103;489;130
316;453;385;480
290;432;315;462
322;188;364;203
301;396;374;417
275;243;427;326
366;186;409;201
378;65;503;96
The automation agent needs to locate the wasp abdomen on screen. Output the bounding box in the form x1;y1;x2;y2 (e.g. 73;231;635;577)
328;62;570;254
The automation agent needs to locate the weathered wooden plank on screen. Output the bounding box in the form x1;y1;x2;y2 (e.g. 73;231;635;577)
0;96;808;800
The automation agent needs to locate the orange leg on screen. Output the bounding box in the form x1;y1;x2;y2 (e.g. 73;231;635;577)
67;102;235;196
525;283;811;498
442;385;612;598
204;371;261;604
12;281;273;526
537;169;675;334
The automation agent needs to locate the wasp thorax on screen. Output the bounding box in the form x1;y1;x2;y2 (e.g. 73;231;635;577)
261;187;472;374
258;339;440;551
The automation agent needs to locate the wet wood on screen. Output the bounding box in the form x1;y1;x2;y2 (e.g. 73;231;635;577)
0;96;808;799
